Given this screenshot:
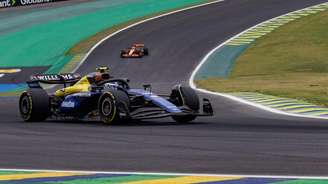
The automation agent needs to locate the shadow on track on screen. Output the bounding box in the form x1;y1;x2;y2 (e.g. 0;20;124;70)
44;119;209;127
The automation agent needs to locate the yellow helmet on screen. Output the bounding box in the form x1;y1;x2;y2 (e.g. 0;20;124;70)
96;66;110;73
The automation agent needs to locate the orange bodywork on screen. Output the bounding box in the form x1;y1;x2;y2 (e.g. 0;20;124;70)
121;43;147;58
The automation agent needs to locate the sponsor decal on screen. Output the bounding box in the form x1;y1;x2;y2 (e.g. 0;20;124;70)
0;68;21;78
30;73;80;81
61;101;75;108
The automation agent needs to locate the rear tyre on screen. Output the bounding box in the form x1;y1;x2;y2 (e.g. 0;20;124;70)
171;85;199;123
98;90;130;125
120;50;126;58
19;89;50;122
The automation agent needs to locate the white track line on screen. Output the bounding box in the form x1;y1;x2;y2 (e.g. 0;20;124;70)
1;168;328;179
72;0;225;73
189;2;328;120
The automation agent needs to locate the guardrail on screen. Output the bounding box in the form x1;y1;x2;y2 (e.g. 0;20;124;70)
0;0;67;8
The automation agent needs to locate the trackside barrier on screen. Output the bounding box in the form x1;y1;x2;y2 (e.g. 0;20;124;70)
0;0;67;8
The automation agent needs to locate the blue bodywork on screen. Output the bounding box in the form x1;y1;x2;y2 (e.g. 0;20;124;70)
59;92;98;116
58;88;182;117
129;89;182;113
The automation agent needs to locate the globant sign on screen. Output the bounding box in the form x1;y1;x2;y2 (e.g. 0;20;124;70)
0;0;12;8
20;0;52;5
0;0;64;8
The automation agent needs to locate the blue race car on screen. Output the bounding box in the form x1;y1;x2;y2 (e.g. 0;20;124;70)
19;67;213;124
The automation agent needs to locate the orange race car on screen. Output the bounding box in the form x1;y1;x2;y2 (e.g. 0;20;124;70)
120;43;149;58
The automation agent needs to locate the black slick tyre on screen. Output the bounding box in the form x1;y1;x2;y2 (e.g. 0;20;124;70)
171;85;199;123
120;50;126;58
98;90;130;125
19;89;50;122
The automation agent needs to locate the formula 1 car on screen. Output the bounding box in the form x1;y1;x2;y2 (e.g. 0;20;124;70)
19;67;213;124
120;43;149;58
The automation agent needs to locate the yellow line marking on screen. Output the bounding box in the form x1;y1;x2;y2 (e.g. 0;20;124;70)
126;176;242;184
232;38;254;42
301;10;320;13
307;8;326;11
244;30;268;33
252;27;276;31
238;35;262;39
290;108;328;113
227;41;251;45
245;31;268;34
255;28;275;31
0;69;21;74
269;19;290;22
228;39;252;42
226;43;247;46
279;105;316;110
261;100;298;105
251;99;281;103
258;24;281;27
312;5;328;8
291;13;310;16
251;31;271;34
226;43;251;45
264;23;285;27
0;172;87;181
276;17;296;20
306;111;328;116
239;33;264;36
242;33;266;37
251;99;285;103
271;18;291;22
226;3;328;48
264;21;284;25
269;20;290;24
283;15;302;18
261;22;284;26
269;103;311;108
274;19;294;22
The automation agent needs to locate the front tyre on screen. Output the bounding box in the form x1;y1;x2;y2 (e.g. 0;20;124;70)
143;48;149;55
171;85;199;123
19;89;50;122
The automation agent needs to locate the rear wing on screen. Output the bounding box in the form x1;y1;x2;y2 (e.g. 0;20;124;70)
27;73;81;88
133;43;145;47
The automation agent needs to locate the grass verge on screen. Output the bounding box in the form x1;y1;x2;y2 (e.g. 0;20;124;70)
196;10;328;106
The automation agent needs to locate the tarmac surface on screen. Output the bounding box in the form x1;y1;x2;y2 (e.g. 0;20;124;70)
1;0;328;175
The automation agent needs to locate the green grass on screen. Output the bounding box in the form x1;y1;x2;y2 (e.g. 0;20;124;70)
196;10;328;107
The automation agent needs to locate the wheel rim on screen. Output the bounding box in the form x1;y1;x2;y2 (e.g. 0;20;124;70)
20;96;30;114
102;98;112;116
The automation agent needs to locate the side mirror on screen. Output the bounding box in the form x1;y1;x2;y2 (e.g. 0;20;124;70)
143;84;151;93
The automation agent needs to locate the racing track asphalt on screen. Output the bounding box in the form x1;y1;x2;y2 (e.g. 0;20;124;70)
1;0;328;176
